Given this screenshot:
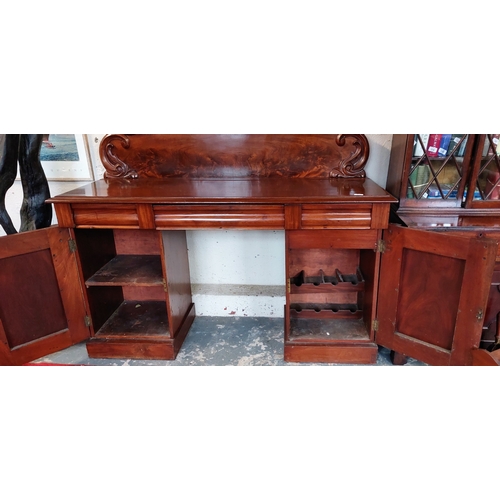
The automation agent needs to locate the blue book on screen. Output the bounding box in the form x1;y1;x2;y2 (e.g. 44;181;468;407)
447;134;464;155
438;134;452;157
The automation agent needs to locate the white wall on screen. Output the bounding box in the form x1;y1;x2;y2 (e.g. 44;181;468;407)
364;134;393;189
85;134;393;317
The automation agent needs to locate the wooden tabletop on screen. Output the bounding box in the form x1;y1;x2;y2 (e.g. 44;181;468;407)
49;177;397;205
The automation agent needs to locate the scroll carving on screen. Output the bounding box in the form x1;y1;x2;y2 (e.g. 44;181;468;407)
330;134;369;178
98;134;370;179
99;134;138;179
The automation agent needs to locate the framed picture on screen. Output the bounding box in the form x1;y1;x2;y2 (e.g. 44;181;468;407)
38;134;94;181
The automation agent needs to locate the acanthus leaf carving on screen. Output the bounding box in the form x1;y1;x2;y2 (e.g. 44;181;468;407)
99;134;138;179
330;134;369;178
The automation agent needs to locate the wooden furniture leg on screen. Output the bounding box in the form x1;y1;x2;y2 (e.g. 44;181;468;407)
390;350;409;365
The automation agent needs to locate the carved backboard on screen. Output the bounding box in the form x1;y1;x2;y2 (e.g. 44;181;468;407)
99;134;369;180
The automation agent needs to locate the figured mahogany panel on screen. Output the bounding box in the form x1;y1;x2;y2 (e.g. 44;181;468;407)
99;134;369;179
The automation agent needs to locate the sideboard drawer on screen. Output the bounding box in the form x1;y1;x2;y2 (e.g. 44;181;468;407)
154;204;285;229
301;204;372;229
72;204;140;228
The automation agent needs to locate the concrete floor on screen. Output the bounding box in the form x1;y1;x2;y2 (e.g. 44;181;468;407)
32;316;426;366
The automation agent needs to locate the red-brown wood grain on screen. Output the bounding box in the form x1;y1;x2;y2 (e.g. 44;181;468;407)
376;224;497;365
49;177;395;208
99;134;370;179
42;134;398;364
0;227;90;365
161;231;194;338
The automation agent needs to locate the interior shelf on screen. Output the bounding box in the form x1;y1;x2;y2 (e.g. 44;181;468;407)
288;317;369;342
95;300;170;337
85;255;164;287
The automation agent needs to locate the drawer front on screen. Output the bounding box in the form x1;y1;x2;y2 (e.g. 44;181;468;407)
154;204;285;229
72;204;140;228
301;204;372;229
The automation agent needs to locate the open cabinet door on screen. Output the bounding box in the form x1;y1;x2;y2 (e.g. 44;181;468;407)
376;224;497;365
0;226;90;365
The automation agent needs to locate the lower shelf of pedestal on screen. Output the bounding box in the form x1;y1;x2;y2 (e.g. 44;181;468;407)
86;301;195;360
285;317;377;364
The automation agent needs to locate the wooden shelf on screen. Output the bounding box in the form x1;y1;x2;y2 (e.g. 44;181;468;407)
86;255;164;287
288;317;369;342
95;300;170;338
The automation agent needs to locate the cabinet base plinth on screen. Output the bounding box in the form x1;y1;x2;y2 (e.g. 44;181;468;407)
86;339;177;360
86;303;195;360
284;342;378;364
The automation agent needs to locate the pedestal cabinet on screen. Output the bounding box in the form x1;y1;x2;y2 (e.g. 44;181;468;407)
1;134;497;366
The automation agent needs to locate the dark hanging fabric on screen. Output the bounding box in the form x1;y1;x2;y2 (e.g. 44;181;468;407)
0;134;52;234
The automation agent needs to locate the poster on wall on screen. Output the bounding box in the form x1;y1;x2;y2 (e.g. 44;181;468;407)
38;134;93;181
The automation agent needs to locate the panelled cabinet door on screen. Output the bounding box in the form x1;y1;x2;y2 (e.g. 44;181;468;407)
0;227;90;365
376;224;497;365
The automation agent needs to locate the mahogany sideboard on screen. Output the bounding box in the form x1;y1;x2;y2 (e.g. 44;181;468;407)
0;134;496;366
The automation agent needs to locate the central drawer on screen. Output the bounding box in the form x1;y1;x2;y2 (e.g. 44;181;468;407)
154;204;285;229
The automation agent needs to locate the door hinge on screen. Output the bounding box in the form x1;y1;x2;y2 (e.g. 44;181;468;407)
84;315;92;327
287;279;291;294
372;319;379;332
68;239;77;253
375;240;386;253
